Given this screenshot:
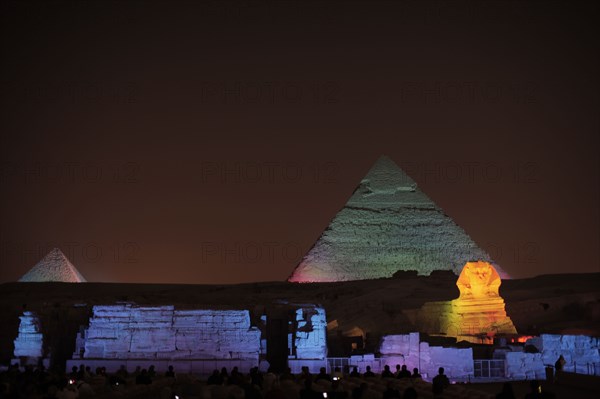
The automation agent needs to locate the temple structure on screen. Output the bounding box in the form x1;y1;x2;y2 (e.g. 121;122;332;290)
18;248;86;283
289;156;508;282
64;303;328;374
12;311;48;368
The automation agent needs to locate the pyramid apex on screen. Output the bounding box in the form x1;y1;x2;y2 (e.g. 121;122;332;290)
362;155;418;192
18;248;87;283
49;247;64;255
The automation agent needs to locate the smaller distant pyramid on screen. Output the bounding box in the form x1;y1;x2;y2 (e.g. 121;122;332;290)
18;248;86;282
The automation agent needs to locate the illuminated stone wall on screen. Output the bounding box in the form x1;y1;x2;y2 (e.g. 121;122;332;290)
505;334;600;379
293;307;327;359
379;333;474;380
68;304;327;374
13;311;45;365
73;305;261;361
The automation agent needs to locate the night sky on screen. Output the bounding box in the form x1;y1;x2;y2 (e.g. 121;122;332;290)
1;1;598;284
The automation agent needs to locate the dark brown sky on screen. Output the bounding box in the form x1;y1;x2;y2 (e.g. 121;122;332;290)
1;1;598;284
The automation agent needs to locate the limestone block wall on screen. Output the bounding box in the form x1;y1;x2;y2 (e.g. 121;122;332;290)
505;334;600;378
74;305;261;361
530;334;600;371
379;333;474;380
379;332;420;366
13;311;44;358
427;344;474;379
505;353;545;379
293;307;327;359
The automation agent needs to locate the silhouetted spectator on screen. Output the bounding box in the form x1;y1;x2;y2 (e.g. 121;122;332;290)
332;366;343;380
116;364;128;380
136;369;152;385
411;368;421;379
352;383;368;399
263;367;277;391
69;366;78;380
328;379;348;399
432;367;449;396
403;387;418;399
280;367;295;382
554;355;565;384
349;367;360;378
221;367;229;382
208;369;224;385
229;367;244;386
148;365;156;379
397;365;410;379
495;382;515;399
315;367;332;382
299;366;312;383
114;365;128;385
76;364;86;380
165;365;176;378
265;386;287;399
363;366;375;378
300;379;321;399
382;381;401;399
242;374;263;399
554;355;565;372
57;378;79;399
524;380;541;399
249;366;263;388
381;365;394;378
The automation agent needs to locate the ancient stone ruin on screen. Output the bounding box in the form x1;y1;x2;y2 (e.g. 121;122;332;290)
505;334;600;379
12;311;48;368
379;332;474;379
74;305;261;361
59;303;327;373
289;155;508;282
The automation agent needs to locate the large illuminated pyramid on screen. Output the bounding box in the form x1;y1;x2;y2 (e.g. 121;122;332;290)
289;155;508;282
18;248;86;282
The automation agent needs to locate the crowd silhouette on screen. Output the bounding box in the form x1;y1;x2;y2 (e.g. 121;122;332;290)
0;362;563;399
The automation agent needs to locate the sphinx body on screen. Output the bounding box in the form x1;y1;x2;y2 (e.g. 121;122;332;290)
411;261;517;343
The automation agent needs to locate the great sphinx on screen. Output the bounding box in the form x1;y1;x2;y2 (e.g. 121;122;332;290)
409;261;517;343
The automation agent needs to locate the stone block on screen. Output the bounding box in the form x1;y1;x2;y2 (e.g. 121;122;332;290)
75;305;261;362
13;311;45;359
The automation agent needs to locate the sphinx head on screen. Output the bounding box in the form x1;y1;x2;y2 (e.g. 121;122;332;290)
456;261;501;299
